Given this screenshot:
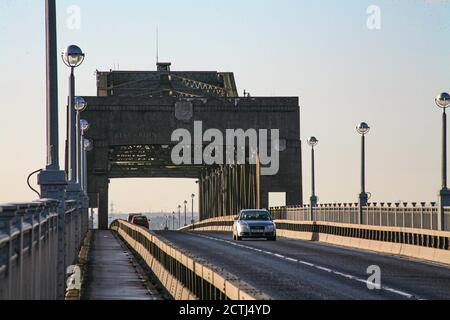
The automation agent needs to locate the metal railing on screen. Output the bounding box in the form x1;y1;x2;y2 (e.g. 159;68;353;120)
0;199;88;300
270;202;450;231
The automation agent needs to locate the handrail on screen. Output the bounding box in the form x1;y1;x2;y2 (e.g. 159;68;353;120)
0;199;90;300
268;204;447;231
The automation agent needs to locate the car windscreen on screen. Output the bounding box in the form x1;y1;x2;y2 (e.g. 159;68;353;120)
240;211;271;221
134;216;148;222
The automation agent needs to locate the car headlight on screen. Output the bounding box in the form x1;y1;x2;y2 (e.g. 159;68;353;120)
265;225;275;232
238;222;250;232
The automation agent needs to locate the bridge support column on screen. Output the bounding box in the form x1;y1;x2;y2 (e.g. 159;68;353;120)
37;0;68;300
98;178;109;230
255;141;303;211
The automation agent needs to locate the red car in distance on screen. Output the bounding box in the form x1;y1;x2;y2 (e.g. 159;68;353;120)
128;213;141;223
130;215;150;229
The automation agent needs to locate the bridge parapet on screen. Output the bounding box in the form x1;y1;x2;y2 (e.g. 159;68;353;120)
0;199;89;300
270;203;449;231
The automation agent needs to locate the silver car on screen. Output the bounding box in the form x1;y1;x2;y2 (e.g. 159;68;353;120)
233;209;277;241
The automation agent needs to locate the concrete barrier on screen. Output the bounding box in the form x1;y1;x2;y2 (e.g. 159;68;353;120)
183;217;450;266
65;230;93;300
111;220;270;300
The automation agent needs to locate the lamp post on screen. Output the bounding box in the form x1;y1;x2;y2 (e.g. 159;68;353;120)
184;200;188;226
172;212;175;230
191;194;195;230
62;45;85;201
79;119;90;192
357;122;371;224
307;137;319;206
80;134;91;236
436;92;450;230
178;205;182;229
75;99;87;186
82;137;93;193
79;119;90;233
307;137;319;221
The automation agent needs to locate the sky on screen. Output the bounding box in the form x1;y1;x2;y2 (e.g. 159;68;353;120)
0;0;450;213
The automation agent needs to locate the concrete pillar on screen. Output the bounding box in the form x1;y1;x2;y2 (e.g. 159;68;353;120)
98;178;109;230
259;178;270;210
224;166;228;216
199;174;204;221
439;189;450;230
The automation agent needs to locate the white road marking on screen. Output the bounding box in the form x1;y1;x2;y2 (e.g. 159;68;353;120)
384;288;414;299
299;261;315;267
317;267;333;273
193;233;418;300
285;257;298;263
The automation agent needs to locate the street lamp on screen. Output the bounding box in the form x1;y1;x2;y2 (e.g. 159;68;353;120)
172;212;175;231
82;137;93;194
357;122;371;224
307;137;319;210
178;205;182;229
191;194;195;230
74;96;87;111
80;119;90;134
62;45;85;68
435;92;450;230
84;138;93;151
76;108;88;187
79;119;90;192
184;200;188;226
307;137;318;222
74;97;89;185
62;45;85;201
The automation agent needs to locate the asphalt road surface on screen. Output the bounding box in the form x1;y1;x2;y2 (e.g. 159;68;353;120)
154;231;450;300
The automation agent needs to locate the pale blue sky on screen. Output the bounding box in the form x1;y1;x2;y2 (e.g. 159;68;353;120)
1;1;449;213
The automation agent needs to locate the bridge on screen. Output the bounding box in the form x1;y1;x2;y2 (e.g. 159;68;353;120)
2;0;450;301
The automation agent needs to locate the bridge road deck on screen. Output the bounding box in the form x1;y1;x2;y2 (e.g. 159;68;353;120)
156;231;450;300
82;230;159;300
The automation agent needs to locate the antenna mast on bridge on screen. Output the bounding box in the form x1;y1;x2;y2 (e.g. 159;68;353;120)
156;26;159;65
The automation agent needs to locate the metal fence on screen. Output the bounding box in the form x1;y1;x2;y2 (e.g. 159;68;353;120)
270;203;450;231
0;199;88;300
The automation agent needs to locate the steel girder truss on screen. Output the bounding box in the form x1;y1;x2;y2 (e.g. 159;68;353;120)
171;75;227;97
106;73;228;98
108;144;206;178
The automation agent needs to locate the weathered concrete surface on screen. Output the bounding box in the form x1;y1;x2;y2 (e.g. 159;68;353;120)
82;230;158;300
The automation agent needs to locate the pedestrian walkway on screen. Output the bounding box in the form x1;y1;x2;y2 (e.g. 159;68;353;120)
82;230;159;300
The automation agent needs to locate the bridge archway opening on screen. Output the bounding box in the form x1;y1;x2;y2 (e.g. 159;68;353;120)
88;144;262;230
107;178;199;229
